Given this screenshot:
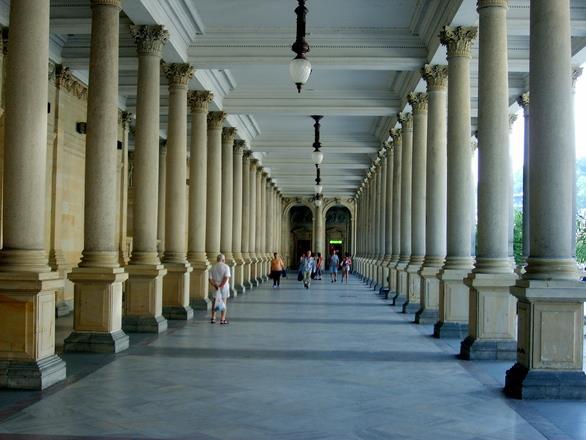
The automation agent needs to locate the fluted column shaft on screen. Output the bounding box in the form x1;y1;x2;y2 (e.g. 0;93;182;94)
266;181;274;254
205;112;226;261
518;93;530;262
187;90;213;310
220;128;236;264
384;147;393;259
260;171;268;280
241;152;252;288
389;130;402;297
249;159;259;286
157;143;167;254
232;140;245;294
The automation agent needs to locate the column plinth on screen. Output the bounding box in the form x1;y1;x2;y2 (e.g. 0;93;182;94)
124;25;169;333
66;0;129;353
435;25;477;338
160;63;194;321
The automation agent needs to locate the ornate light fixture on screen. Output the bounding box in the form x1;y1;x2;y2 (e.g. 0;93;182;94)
289;0;311;93
310;114;323;205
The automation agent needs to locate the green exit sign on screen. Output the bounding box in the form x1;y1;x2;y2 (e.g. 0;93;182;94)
329;240;343;244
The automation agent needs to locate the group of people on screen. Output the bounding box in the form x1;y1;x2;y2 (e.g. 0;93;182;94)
207;250;352;325
298;249;352;289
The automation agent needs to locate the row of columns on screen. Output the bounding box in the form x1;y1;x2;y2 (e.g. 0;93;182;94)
354;0;586;400
0;0;284;390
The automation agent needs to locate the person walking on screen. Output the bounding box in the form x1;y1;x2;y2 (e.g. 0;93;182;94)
329;250;340;283
270;252;285;288
209;253;231;324
315;252;323;280
300;250;316;289
341;252;352;284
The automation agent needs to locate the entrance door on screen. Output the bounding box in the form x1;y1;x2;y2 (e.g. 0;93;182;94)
295;239;311;268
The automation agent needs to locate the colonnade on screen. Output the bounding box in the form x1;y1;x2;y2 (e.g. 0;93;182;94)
0;0;283;390
355;0;586;400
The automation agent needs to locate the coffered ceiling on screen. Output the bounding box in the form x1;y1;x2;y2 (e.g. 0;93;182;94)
1;0;586;198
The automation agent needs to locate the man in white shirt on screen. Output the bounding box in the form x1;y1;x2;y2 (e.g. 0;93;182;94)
209;254;231;324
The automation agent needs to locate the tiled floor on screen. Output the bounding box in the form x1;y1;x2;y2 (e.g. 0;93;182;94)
0;275;585;439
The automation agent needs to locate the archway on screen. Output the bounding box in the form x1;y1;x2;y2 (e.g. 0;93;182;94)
289;205;313;269
325;206;352;258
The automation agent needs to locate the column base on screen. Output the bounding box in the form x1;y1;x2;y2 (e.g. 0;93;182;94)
56;300;72;317
0;355;66;390
64;329;129;354
459;336;517;361
122;314;167;334
414;308;438;324
505;363;586;400
433;321;468;339
401;301;420;315
162;261;193;321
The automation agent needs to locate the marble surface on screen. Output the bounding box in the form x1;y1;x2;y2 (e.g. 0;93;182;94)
0;275;584;439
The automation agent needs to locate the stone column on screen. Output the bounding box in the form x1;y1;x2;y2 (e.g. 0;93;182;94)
124;25;169;333
249;159;260;286
460;0;517;360
220;127;237;294
260;170;269;281
416;65;448;324
157;141;167;256
389;130;402;304
404;93;428;314
0;0;66;389
266;180;274;257
66;0;129;353
434;26;477;339
206;111;225;263
375;154;387;290
241;150;253;289
160;63;194;321
315;199;325;259
118;111;132;267
233;140;246;294
505;0;586;399
517;92;530;267
187;90;213;310
397;113;413;306
366;168;375;283
382;144;394;296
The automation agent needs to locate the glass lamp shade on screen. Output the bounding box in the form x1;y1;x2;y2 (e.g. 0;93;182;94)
314;197;323;207
312;150;323;165
289;57;311;92
314;184;323;194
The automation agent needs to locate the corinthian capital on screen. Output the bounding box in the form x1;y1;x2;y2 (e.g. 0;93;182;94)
517;92;530;115
162;62;194;86
207;111;226;130
407;92;428;114
390;128;402;145
129;25;169;56
421;64;448;91
187;90;214;113
439;26;478;58
234;139;246;155
397;112;413;130
222;127;237;143
119;111;133;129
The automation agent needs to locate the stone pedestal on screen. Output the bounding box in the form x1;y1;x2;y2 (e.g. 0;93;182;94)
188;259;211;311
395;261;409;306
0;272;66;389
434;268;469;339
65;267;129;353
504;280;586;399
389;259;400;305
234;257;246;295
459;272;517;360
403;261;423;314
162;262;194;320
123;264;168;333
415;264;442;324
243;257;253;290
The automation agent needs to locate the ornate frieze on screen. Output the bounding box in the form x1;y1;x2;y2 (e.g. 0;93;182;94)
222;127;237;143
407;92;429;114
129;25;169;56
421;64;448;91
187;90;213;113
397;112;413;130
439;26;478;58
233;139;246;154
162;62;194;86
207;111;226;129
55;65;88;101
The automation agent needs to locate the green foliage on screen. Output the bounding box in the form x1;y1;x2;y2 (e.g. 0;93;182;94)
513;208;523;264
576;213;586;264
